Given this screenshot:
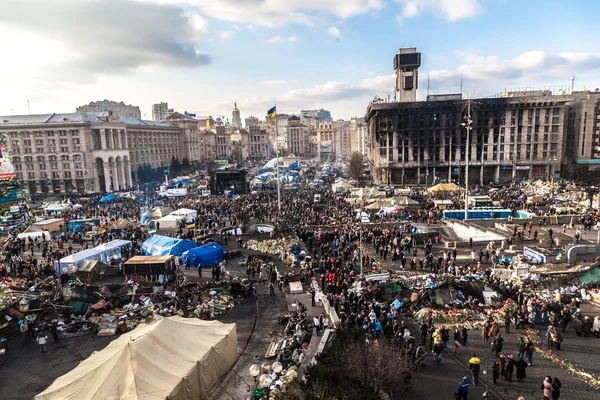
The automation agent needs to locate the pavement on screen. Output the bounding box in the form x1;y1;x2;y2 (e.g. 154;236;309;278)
365;224;600;400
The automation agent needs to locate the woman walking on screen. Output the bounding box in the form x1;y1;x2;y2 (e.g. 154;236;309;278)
542;376;553;400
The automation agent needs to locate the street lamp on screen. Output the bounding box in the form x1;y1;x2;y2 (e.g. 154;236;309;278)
425;154;430;190
549;155;558;197
461;101;473;221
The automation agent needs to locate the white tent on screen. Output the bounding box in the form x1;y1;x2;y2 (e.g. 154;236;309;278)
35;317;238;400
169;208;197;223
17;231;50;241
332;179;354;193
156;214;185;229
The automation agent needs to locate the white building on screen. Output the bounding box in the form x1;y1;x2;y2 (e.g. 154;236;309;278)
152;102;173;121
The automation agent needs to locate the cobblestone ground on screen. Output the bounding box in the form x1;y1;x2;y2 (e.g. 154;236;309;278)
366;234;600;400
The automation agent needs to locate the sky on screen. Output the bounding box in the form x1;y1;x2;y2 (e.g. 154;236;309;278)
1;0;599;122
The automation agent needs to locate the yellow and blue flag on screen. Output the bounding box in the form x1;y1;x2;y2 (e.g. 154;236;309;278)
234;194;240;200
229;184;235;189
187;222;196;229
267;106;276;119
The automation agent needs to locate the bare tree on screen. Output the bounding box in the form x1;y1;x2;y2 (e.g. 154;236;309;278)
347;152;364;178
297;331;413;399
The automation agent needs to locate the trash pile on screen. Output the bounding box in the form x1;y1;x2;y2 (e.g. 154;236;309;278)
245;236;305;265
245;236;300;255
413;298;518;330
192;290;236;319
249;302;311;399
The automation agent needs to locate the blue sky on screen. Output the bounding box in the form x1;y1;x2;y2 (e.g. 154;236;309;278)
1;0;599;122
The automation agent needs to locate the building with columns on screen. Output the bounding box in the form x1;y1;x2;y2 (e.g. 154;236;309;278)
1;111;180;194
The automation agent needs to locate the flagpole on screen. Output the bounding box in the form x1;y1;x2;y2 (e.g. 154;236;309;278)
274;104;281;211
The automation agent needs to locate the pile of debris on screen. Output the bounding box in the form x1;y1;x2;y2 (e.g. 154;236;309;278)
249;302;311;398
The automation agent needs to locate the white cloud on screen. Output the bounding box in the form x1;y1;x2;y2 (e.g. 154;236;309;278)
218;30;236;39
396;0;483;22
327;26;341;38
260;80;297;86
0;0;212;83
267;35;300;43
138;0;385;27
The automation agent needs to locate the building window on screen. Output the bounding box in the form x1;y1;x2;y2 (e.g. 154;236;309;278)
63;163;70;169
36;147;44;153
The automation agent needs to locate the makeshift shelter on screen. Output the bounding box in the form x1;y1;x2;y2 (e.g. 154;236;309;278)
365;201;383;210
169;208;197;223
182;243;224;268
156;214;185;229
124;255;176;275
55;248;105;275
76;260;108;280
33;218;64;232
332;179;354;193
433;199;454;210
526;195;544;204
99;194;117;203
94;240;132;262
141;234;196;256
386;196;420;210
17;231;50;241
43;202;67;213
367;188;387;198
35;317;238;400
427;182;461;195
140;207;174;225
68;218;101;233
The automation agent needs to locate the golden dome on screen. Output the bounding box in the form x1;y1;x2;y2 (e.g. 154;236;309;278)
232;101;239;113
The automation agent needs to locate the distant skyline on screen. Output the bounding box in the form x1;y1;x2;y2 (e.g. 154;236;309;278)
1;0;599;121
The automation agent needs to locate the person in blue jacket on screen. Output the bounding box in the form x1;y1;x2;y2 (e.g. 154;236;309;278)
455;376;471;399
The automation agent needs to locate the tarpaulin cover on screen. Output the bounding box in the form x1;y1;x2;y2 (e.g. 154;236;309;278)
35;317;238;400
99;194;117;203
182;242;224;268
141;234;196;256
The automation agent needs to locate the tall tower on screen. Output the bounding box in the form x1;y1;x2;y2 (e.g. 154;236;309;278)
394;47;421;103
232;102;242;129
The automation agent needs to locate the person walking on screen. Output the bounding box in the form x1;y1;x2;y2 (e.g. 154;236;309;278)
492;361;500;384
37;331;48;353
313;315;321;336
552;377;562;400
469;353;481;386
525;338;534;365
455;376;471;400
515;354;528;382
505;354;515;382
542;376;553;400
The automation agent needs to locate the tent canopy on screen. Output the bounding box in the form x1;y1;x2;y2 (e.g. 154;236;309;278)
140;207;174;225
99;194;117;203
156;214;185;229
141;234;197;256
182;242;224;268
427;182;461;194
35;317;238;400
76;260;108;280
365;201;383;210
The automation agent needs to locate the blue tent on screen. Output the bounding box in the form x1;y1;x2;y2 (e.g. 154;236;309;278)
141;234;197;256
99;194;117;203
181;243;224;268
289;161;299;170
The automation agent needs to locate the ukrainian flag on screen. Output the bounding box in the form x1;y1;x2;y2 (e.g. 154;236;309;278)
234;194;240;200
148;227;156;234
229;184;235;189
267;106;276;119
187;222;196;229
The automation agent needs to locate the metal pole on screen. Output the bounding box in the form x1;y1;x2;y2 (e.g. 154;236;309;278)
274;107;281;211
464;101;471;221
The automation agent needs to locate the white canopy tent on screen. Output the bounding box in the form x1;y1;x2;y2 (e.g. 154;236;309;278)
156;214;185;229
35;317;238;400
169;208;197;223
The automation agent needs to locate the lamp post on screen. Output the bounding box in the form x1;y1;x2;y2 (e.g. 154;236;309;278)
461;101;473;221
425;154;430;190
549;155;558;197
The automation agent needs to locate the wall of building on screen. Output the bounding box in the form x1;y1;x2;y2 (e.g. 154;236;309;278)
366;96;570;186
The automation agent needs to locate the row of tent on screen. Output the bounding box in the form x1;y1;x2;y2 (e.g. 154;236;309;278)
141;234;224;268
